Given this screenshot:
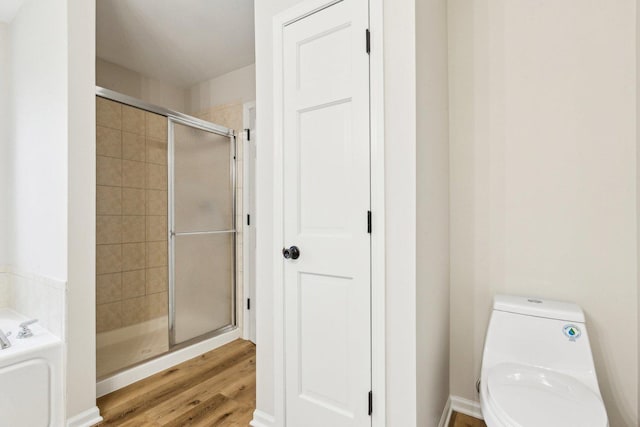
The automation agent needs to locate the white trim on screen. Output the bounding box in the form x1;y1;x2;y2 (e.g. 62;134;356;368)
439;397;452;427
272;8;286;425
450;395;484;420
250;409;276;427
242;100;257;343
368;0;385;425
96;328;241;397
271;0;385;425
66;406;103;427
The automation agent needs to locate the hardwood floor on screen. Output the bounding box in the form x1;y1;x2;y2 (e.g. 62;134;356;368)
449;411;487;427
97;339;486;427
97;339;256;426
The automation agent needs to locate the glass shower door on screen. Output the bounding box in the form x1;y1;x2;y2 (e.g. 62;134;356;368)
170;120;236;346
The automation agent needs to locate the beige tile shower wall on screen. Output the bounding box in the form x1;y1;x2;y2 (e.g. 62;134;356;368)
96;97;169;333
193;103;244;322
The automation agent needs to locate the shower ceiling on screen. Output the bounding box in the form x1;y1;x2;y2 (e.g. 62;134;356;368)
97;0;255;87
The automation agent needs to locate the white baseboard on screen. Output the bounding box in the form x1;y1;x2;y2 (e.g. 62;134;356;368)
439;396;452;427
249;398;469;427
450;395;484;420
67;406;103;427
250;409;276;427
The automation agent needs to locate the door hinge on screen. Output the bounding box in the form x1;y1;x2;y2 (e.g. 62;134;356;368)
247;298;251;310
368;390;373;415
367;211;372;234
365;29;371;54
247;214;251;226
245;128;251;141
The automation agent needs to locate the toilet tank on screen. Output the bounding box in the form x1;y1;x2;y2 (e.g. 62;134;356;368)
481;295;601;394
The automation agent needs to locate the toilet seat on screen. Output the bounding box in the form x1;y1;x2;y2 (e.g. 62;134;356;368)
485;363;607;427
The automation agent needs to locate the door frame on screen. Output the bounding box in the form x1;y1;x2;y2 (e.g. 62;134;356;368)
271;0;385;425
242;100;257;343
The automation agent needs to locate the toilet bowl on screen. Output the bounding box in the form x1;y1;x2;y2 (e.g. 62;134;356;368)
479;295;608;427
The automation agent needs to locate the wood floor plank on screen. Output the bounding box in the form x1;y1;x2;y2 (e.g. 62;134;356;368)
205;402;254;427
214;358;256;400
222;371;256;407
165;394;247;427
122;353;254;425
449;411;487;427
99;342;485;427
98;343;253;421
153;394;231;427
97;339;256;426
164;394;229;427
98;340;254;411
98;340;255;407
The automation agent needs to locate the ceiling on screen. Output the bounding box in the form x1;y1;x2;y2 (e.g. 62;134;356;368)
0;0;24;23
97;0;255;88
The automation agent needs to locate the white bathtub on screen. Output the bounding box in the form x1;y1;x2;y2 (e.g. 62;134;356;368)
0;308;63;427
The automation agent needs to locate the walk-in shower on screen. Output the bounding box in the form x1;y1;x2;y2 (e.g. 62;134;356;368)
95;88;237;382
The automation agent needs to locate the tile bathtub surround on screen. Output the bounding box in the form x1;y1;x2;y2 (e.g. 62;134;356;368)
96;97;169;333
3;269;66;339
0;272;9;308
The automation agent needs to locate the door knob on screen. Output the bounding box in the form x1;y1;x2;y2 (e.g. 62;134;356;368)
282;246;300;260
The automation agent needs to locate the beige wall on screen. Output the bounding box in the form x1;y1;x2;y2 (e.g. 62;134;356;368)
0;22;9;266
449;1;638;426
416;0;450;425
96;58;188;112
8;0;68;279
188;64;256;114
6;0;99;421
97;58;257;119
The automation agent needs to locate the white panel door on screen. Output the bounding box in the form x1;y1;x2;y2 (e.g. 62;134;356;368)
283;1;371;426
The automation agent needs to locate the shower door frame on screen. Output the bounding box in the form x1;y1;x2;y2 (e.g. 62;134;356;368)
167;117;238;349
95;86;238;353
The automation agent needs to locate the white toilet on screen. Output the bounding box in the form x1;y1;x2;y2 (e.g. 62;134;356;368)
480;295;608;427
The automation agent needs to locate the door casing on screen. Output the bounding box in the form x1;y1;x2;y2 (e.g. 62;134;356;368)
243;100;257;344
271;0;386;425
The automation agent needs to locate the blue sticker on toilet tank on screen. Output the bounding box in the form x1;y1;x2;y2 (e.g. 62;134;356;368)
563;324;581;341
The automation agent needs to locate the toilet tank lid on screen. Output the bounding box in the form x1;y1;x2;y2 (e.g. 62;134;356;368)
493;295;585;323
